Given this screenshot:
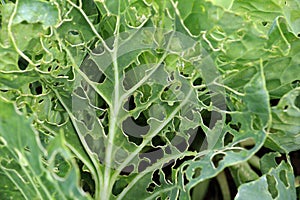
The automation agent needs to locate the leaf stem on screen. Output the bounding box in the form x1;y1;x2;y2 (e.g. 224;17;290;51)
216;170;231;200
102;10;122;200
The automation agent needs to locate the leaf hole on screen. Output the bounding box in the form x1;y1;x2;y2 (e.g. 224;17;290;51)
192;167;202;179
112;178;129;196
204;110;221;128
81;110;94;130
165;146;172;154
211;153;226;168
223;132;234;146
53;82;60;86
0;137;6;146
18;56;29;70
68;30;79;36
81;80;90;92
270;98;280;106
152;170;161;186
140;148;164;168
38;99;44;104
120;165;134;175
152;135;166;147
20;20;30;25
229;122;241;131
138;159;151;172
146;182;156;192
29;81;43;95
139;84;152;103
123;95;136;111
104;126;109;136
161;160;174;182
279;170;289;187
236;29;245;37
34;54;43;61
275;154;287;165
74;87;86;98
193;77;203;86
81;57;106;83
201;110;212;127
80;170;95;196
262;21;268;26
163;85;170;92
123;114;149;137
183;172;189;186
225;113;232;123
92;43;105;54
263;60;268;66
35;85;43;94
188;127;208;152
52;153;71;179
175;85;181;91
173;117;181;132
126;134;143;146
179;72;190;78
94;94;109;109
185;110;194;120
197;85;207;93
168;71;175;81
172;135;188;152
266;174;278;198
291;80;300;88
97;74;106;84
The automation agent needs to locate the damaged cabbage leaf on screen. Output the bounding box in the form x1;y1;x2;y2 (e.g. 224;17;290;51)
266;88;300;153
235;152;296;200
0;0;300;199
0;98;90;199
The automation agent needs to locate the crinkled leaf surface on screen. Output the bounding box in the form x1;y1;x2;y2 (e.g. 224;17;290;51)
0;0;300;199
0;98;90;199
266;88;300;153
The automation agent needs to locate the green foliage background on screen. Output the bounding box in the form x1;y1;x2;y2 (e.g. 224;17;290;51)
0;0;299;199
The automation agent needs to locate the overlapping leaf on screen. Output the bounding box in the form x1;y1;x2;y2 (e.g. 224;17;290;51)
0;99;90;199
0;0;299;199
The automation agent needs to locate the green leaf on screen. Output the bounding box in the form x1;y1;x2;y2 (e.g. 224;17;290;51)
13;0;59;27
0;98;90;199
265;88;300;153
1;0;299;199
208;0;233;10
235;176;274;200
236;153;296;200
283;0;300;36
